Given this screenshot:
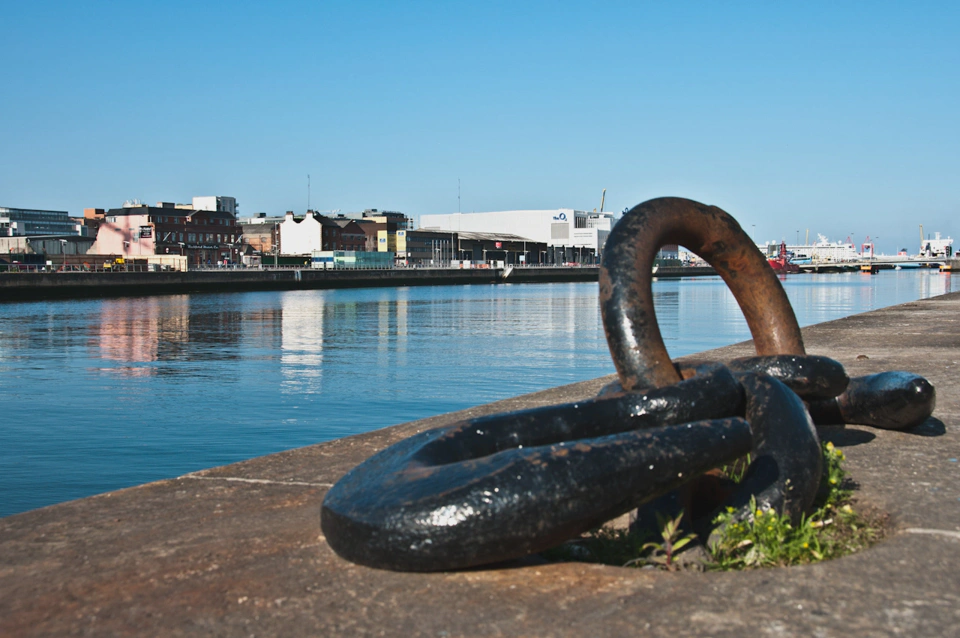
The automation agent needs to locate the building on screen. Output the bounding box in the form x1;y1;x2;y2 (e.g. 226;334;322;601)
90;200;242;266
0;235;96;257
0;206;81;236
193;196;238;215
280;211;353;255
333;209;412;256
397;229;458;265
420;209;614;264
453;231;548;265
331;219;368;252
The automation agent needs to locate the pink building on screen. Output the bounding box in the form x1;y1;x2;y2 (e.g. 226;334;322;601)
91;202;241;267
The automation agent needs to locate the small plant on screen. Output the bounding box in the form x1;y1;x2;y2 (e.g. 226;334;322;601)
707;442;883;571
625;510;698;570
709;496;825;569
542;441;885;571
718;452;752;484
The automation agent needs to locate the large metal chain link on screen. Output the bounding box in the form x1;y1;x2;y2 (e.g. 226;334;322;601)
321;197;935;572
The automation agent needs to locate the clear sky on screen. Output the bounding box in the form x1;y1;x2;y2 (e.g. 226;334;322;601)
2;1;957;253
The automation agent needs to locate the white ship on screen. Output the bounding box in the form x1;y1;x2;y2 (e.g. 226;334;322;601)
759;235;858;263
920;231;953;258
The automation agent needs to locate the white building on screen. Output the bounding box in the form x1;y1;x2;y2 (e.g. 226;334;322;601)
420;209;614;264
192;196;238;216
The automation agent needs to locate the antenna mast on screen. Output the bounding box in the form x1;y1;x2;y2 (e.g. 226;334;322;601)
308;174;311;211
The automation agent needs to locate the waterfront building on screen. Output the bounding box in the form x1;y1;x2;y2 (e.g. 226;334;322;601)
452;231;548;265
331;219;367;252
280;211;345;255
90;200;242;266
0;235;96;258
0;206;82;236
239;222;279;256
420;209;614;264
310;250;395;269
397;229;458;265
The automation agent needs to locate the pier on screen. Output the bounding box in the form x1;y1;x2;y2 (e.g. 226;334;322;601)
0;265;720;301
1;293;958;635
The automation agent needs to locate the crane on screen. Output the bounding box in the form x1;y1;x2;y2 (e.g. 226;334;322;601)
600;189;606;213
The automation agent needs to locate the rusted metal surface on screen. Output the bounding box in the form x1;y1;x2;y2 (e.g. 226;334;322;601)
599;197;805;391
322;365;752;571
322;196;936;572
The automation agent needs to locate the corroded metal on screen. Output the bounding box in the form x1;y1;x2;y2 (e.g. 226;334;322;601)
600;197;804;391
322;365;752;571
807;371;935;430
322;196;938;572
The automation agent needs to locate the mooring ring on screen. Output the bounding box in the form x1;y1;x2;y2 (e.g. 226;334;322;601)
600;197;805;391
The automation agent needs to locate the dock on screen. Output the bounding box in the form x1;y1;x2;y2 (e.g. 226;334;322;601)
2;294;959;635
0;265;722;302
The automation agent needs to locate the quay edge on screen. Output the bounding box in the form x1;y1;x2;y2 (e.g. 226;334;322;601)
0;265;718;301
1;293;958;635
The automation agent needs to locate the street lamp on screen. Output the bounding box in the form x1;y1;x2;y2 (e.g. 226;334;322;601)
273;221;279;268
59;239;67;271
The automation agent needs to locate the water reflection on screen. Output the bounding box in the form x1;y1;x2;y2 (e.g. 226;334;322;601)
2;271;959;518
281;291;325;395
94;296;191;376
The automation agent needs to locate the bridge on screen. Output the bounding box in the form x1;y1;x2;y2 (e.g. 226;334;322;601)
798;256;952;273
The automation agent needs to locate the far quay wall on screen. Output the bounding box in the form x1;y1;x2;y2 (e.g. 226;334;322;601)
0;265;717;302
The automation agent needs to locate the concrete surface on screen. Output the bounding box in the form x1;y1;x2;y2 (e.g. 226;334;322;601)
2;293;959;636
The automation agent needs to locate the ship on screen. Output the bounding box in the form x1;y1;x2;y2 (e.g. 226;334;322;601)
767;241;799;274
760;235;858;264
919;229;953;258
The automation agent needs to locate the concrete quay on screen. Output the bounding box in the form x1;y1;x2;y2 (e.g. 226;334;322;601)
0;265;721;302
2;294;959;636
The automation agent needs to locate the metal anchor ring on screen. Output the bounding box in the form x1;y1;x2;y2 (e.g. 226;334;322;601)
322;197;937;572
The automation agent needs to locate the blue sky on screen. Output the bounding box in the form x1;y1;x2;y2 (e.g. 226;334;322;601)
2;1;957;253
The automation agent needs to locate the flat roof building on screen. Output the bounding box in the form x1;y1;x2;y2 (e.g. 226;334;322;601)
0;207;79;237
420;209;614;264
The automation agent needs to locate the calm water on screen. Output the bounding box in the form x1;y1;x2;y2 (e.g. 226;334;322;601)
1;269;957;517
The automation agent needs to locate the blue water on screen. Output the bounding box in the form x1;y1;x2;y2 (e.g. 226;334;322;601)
1;269;957;517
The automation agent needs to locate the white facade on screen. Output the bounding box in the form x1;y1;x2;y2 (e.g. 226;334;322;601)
279;212;322;255
192;196;238;215
420;209;614;255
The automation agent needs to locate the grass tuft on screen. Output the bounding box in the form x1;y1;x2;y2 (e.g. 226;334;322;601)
543;442;886;571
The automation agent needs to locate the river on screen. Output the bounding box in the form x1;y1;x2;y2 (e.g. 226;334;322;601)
1;269;957;517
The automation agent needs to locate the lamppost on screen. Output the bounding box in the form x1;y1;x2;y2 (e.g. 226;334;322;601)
273;221;279;268
59;239;67;271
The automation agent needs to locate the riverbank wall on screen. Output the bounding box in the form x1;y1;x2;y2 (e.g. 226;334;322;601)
2;294;958;634
0;265;717;301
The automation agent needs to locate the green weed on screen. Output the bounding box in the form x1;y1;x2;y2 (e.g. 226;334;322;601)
543;442;885;571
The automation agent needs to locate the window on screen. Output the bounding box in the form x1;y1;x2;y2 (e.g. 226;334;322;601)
188;233;196;242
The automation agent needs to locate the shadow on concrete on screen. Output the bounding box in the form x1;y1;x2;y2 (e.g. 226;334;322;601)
818;425;876;447
904;417;946;437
